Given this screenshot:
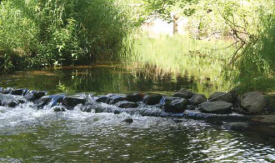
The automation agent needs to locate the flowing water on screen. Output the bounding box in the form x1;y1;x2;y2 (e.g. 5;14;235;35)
0;63;275;163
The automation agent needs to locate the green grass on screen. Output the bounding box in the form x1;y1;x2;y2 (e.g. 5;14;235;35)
121;33;237;92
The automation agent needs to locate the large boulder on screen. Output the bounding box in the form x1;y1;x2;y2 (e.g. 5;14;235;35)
164;97;188;113
201;101;232;114
143;94;163;105
240;91;266;114
189;94;207;105
209;92;233;103
115;101;138;108
173;88;195;99
126;93;144;102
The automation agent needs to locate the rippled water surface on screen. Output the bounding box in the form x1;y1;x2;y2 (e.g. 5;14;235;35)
0;64;275;162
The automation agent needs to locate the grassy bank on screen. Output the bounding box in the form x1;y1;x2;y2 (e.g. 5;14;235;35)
121;33;237;92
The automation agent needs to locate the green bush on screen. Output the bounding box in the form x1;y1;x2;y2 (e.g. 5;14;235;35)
0;0;133;70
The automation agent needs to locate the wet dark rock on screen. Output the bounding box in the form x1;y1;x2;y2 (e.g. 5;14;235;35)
108;95;127;105
189;94;207;105
201;101;232;114
0;87;3;93
143;94;163;105
0;100;2;106
53;106;66;112
115;101;138;108
185;110;250;122
241;91;266;114
164;97;188;113
11;89;28;96
33;91;46;99
209;92;233;103
62;96;86;109
222;122;249;131
18;99;26;104
2;88;12;94
123;118;133;123
126;93;144;102
7;101;18;107
173;88;195;99
114;110;120;114
95;96;108;103
35;95;64;109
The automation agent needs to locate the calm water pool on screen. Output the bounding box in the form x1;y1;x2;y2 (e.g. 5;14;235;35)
0;64;274;162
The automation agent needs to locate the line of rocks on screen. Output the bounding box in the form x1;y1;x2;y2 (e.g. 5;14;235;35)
1;87;275;134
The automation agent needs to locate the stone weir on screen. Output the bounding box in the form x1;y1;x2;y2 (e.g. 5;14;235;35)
1;87;275;135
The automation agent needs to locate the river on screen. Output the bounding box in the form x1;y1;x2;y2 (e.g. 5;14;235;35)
0;64;274;162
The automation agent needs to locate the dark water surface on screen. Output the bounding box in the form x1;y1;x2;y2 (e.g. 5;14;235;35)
0;64;275;162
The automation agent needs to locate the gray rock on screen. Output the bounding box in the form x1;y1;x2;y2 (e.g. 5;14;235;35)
143;94;163;105
241;91;266;114
222;122;249;131
115;101;138;108
126;93;144;102
173;88;195;99
209;92;233;103
164;98;188;113
189;94;207;105
201;101;232;114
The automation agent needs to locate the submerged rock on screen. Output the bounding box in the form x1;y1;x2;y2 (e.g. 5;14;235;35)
126;93;144;102
143;94;163;105
123;118;133;123
173;88;195;99
209;92;234;103
53;106;66;112
189;94;207;105
222;122;249;131
201;101;232;114
164;97;188;113
2;88;12;94
115;101;138;108
241;91;266;114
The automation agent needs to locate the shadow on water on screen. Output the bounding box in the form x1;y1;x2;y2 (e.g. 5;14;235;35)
0;63;221;96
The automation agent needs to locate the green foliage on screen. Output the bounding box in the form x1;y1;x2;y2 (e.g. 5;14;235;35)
0;0;133;70
121;33;236;92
